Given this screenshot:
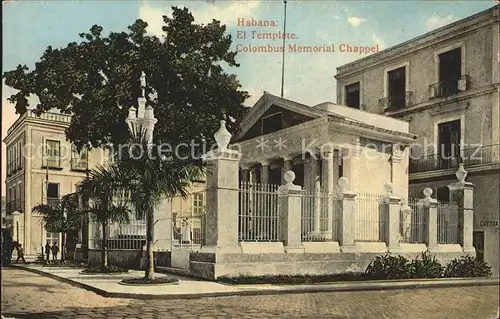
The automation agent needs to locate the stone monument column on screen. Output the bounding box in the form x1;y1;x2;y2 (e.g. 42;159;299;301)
200;120;242;254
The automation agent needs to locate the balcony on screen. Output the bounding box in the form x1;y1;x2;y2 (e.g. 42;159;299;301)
429;75;469;99
42;158;62;170
47;198;60;207
379;91;414;112
71;158;88;171
410;144;500;174
6;200;23;214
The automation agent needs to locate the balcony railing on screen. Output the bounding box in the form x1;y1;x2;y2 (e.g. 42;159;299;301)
71;158;88;171
410;144;500;174
42;158;62;169
379;91;414;111
6;200;24;214
47;198;60;207
429;75;469;99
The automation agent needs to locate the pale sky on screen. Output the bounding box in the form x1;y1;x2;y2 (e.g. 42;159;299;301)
2;0;496;195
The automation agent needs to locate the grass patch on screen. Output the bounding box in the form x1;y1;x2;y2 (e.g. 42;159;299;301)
120;277;179;285
218;272;372;285
81;265;129;274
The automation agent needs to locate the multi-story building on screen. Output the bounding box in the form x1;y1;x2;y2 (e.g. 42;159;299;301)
3;110;108;257
335;5;499;274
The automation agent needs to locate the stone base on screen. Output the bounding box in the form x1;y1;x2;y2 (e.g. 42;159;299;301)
239;242;283;254
355;242;388;253
428;244;463;253
302;242;340;253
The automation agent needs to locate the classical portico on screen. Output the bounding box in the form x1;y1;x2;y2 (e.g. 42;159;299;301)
232;92;417;198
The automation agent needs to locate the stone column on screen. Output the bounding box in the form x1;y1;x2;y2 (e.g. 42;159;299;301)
200;121;242;254
423;187;438;251
310;155;321;233
448;163;475;255
383;184;401;252
240;165;250;184
338;177;356;252
281;156;293;185
250;167;258;184
321;148;335;238
260;160;270;184
279;171;304;253
341;142;361;193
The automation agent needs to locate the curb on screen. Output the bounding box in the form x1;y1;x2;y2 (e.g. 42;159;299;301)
8;265;500;300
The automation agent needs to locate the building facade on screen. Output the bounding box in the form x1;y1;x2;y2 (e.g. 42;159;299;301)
3;110;108;257
335;5;499;274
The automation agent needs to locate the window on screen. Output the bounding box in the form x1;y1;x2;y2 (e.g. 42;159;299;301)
47;183;60;206
44;140;61;168
71;147;88;171
438;48;461;96
345;82;360;109
193;193;204;215
436;186;450;202
262;113;283;135
438;120;461;166
388;67;406;109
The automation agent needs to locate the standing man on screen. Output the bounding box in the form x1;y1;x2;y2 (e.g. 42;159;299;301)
51;243;59;261
16;244;26;264
44;241;51;261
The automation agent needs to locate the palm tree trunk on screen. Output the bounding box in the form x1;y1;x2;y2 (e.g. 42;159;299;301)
61;232;66;263
101;222;108;271
145;211;155;280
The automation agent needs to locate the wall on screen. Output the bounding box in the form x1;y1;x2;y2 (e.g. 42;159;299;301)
88;249;144;269
336;23;496;112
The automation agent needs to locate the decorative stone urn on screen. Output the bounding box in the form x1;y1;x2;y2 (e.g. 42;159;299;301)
214;120;231;150
455;162;467;183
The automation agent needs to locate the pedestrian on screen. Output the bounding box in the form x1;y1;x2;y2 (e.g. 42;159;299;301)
51;243;59;261
45;241;51;261
16;244;26;264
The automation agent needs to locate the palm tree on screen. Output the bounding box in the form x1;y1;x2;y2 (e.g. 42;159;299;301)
77;165;132;271
111;128;205;280
32;193;82;262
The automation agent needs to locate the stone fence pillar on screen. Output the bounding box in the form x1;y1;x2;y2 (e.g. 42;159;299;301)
382;184;401;252
278;171;304;253
423;187;438;251
338;177;357;252
200;120;242;254
448;163;475;255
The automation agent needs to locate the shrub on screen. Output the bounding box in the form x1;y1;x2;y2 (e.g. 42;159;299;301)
444;255;492;278
365;254;411;279
409;252;444;278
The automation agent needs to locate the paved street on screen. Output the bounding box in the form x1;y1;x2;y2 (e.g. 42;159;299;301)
1;268;499;319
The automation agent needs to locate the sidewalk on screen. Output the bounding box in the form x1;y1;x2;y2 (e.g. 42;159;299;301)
10;264;500;300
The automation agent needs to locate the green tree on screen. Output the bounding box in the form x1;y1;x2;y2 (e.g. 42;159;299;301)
32;193;82;262
77;165;132;271
3;6;249;151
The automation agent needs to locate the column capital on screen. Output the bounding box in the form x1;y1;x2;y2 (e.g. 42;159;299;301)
282;154;294;161
240;163;251;170
260;159;271;166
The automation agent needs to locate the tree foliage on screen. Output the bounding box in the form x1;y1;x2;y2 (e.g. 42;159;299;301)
3;7;250;150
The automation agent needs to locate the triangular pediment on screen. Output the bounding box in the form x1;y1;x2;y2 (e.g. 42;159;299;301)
233;92;324;142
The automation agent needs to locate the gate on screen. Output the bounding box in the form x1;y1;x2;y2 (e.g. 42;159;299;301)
169;190;206;269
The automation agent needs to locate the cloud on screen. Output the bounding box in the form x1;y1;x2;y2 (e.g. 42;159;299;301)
139;1;261;37
347;17;365;27
426;14;454;31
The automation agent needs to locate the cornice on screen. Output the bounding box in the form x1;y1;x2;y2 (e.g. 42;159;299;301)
409;162;500;181
336;8;498;78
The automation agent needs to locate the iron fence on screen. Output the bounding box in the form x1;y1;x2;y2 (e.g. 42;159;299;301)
238;182;280;242
400;198;427;243
89;219;146;250
354;193;387;242
437;202;460;244
301;191;341;242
